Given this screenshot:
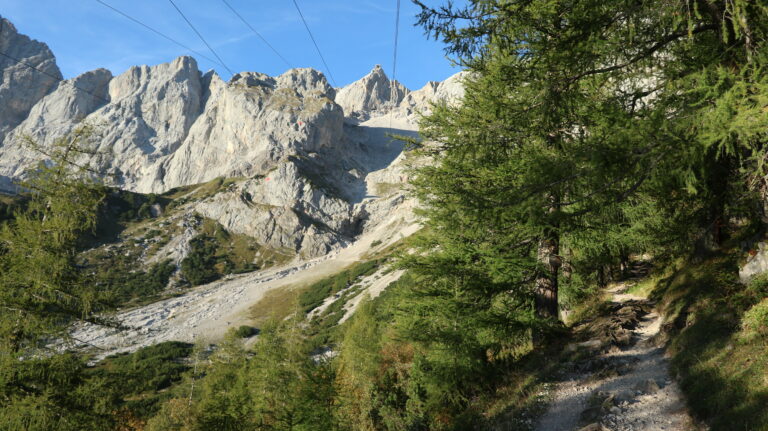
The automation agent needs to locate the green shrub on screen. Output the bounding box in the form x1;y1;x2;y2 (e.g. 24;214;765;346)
233;325;258;338
747;272;768;297
138;202;152;219
88;342;194;419
180;235;223;286
94;259;176;307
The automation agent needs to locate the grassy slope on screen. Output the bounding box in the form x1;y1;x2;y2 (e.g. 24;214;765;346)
246;259;385;343
648;252;768;431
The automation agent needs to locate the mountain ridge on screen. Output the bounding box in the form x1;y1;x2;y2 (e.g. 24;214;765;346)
0;15;464;259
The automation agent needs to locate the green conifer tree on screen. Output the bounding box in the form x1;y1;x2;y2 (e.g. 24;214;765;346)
0;126;114;430
410;0;768;328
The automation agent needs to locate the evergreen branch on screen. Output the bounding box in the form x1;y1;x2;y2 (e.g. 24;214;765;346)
566;24;718;84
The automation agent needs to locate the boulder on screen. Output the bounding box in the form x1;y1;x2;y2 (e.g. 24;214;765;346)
634;378;660;394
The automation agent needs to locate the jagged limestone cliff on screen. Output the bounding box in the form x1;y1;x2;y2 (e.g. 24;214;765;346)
0;16;464;259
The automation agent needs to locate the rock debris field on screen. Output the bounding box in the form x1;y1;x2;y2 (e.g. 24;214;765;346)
535;285;702;431
69;210;418;361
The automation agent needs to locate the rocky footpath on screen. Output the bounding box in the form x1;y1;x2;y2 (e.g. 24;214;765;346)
535;284;701;431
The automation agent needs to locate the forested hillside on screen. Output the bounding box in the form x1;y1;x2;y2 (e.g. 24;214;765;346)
1;1;768;430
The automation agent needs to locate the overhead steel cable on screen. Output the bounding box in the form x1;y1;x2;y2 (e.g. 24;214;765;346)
0;47;173;121
290;0;337;86
388;0;402;133
0;51;111;105
0;19;112;106
95;0;225;69
391;0;401;103
167;0;235;77
220;0;293;69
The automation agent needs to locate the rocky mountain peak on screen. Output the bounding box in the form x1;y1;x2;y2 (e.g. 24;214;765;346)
0;15;61;141
275;67;336;100
335;64;408;117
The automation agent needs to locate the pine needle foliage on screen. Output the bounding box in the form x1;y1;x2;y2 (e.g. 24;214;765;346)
0;126;114;429
0;125;107;351
408;0;768;325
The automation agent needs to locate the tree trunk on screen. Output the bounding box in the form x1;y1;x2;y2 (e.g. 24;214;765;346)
533;233;560;347
535;234;560;321
9;312;24;354
620;253;630;280
694;154;731;258
562;248;573;282
597;264;613;289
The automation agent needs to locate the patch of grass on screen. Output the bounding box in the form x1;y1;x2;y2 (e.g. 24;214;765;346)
564;289;610;327
741;297;768;339
180;218;294;286
625;276;658;298
161;177;245;213
267;87;302;111
306;280;371;345
478;366;552;431
373;182;402;197
650;253;768;430
248;259;385;341
248;284;303;327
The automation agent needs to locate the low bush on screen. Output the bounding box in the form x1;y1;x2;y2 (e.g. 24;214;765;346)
87;342;194;420
233;325;258;338
97;259;176;306
180;235;224;286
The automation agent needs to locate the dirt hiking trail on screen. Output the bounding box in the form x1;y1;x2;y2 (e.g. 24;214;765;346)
535;283;703;431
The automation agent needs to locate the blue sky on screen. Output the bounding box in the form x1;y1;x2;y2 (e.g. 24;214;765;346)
1;0;464;90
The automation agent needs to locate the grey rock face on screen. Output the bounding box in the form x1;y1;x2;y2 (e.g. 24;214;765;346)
192;160;356;257
93;56;205;191
160;67;343;192
1;55;343;194
396;71;468;117
0;68;113;182
0;16;61;143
